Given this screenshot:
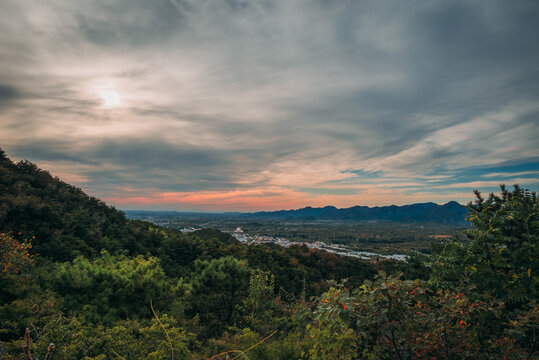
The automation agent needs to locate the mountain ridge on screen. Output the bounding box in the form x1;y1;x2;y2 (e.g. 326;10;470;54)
124;200;468;224
239;200;467;223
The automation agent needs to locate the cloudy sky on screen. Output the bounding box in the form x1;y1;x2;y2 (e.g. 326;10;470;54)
1;0;538;211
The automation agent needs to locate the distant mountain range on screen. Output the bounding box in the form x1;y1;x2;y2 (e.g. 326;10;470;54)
125;201;469;224
242;202;468;224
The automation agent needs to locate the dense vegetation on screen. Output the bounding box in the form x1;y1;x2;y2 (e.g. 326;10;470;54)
0;148;537;359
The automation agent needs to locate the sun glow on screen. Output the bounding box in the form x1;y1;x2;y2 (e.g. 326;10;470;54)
99;90;121;107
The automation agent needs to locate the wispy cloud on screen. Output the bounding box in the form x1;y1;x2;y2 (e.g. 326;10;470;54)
1;0;538;210
482;171;539;178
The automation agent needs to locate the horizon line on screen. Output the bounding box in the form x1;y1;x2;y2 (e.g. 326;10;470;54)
119;200;466;214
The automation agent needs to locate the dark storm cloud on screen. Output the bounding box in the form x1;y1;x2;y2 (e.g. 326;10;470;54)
0;0;537;208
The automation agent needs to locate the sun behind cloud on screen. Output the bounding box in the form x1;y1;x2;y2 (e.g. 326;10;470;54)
98;90;121;108
0;1;537;211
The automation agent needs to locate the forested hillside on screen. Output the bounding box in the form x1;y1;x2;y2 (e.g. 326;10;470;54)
0;148;145;261
0;148;537;359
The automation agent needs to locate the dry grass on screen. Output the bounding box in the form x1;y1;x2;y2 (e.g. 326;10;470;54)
205;330;278;360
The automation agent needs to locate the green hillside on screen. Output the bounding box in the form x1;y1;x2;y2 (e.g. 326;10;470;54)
0;148;537;359
0;148;142;261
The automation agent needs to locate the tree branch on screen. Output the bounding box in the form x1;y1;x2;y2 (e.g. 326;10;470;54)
22;328;54;360
45;343;55;360
23;328;32;360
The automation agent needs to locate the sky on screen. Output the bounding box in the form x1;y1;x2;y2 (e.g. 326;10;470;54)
0;0;538;212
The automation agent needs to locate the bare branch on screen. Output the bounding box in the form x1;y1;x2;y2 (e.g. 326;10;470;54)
22;328;55;360
44;343;55;360
23;328;32;360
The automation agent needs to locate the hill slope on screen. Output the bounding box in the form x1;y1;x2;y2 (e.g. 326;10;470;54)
0;148;376;297
0;149;163;261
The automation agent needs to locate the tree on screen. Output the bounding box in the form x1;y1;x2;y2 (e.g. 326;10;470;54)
46;250;186;324
0;232;34;277
187;257;251;338
432;185;538;305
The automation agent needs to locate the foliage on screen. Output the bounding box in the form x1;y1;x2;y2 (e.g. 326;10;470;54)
243;243;376;301
305;284;355;360
354;273;503;359
432;185;538;303
0;153;166;261
243;270;275;317
187;256;252;338
2;315;194;360
0;232;57;341
0;288;60;342
465;185;538;303
45;251;186;324
0;232;34;276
